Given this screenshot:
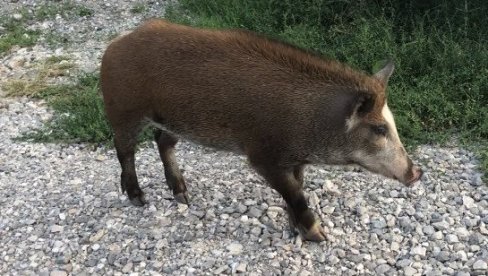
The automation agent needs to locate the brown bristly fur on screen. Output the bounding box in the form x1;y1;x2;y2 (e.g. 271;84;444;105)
228;29;385;93
100;19;399;242
142;19;385;95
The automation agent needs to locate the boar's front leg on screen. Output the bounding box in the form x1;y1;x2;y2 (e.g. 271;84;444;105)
113;125;146;206
154;129;189;204
252;163;326;242
294;165;305;186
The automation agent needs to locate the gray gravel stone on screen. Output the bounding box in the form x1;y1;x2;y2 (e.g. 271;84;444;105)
422;225;435;235
371;216;387;229
396;259;412;268
446;234;459;243
436;251;451;262
431;212;443;223
328;255;340;265
122;262;133;273
227;243;243;255
432;221;449;231
50;225;63;233
410;246;427;257
404;266;417;276
375;264;391;274
463;196;476;209
248;206;263;218
432;231;444;240
473;259;487;270
236;262;247;273
471;174;483;186
50;271;67;276
456;226;471;240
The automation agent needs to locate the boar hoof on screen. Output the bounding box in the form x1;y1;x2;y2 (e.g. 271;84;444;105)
174;192;190;205
301;222;327;242
129;193;147;206
287;215;299;236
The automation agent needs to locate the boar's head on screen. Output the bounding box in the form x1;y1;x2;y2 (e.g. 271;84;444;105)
344;61;423;186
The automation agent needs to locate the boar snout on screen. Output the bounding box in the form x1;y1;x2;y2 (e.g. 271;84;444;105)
392;154;423;186
403;165;423;186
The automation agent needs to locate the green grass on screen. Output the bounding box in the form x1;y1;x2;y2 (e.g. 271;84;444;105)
0;10;41;54
33;1;93;46
131;3;147;14
20;74;112;144
2;55;75;97
35;1;94;20
19;74;153;145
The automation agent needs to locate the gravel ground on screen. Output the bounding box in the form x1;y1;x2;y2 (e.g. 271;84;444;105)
1;1;487;275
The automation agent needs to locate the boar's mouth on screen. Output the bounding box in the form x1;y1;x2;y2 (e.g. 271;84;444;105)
391;167;423;187
355;162;398;183
356;161;422;187
402;168;423;187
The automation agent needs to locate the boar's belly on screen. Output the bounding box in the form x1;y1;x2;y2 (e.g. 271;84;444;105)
147;118;244;153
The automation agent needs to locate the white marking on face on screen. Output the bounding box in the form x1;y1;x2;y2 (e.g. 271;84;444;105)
381;102;400;142
346;113;360;132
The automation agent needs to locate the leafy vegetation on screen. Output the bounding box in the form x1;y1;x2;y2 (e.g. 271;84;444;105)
0;10;40;54
19;73;155;145
131;3;147;14
34;1;94;20
20;74;113;144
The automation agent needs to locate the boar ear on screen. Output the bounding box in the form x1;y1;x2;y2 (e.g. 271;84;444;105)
346;93;376;131
356;93;376;116
373;60;394;85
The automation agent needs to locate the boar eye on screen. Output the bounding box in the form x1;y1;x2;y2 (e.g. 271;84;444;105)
372;124;387;136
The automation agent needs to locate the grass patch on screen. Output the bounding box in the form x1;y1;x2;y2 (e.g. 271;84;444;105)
34;2;93;46
45;55;71;64
0;1;94;54
0;10;41;54
165;0;488;175
2;56;75;97
43;30;70;47
131;3;147;14
20;74;113;144
0;27;40;54
35;1;94;20
20;74;153;145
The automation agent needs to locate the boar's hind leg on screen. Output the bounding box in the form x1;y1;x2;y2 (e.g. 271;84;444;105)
253;164;326;242
113;125;146;206
154;129;189;204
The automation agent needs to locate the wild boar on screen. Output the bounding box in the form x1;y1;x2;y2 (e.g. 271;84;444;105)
100;19;423;242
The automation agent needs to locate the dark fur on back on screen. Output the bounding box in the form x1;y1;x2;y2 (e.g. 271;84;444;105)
226;29;385;94
102;19;389;158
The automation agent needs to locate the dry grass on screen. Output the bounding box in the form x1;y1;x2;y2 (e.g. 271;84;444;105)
2;56;75;97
